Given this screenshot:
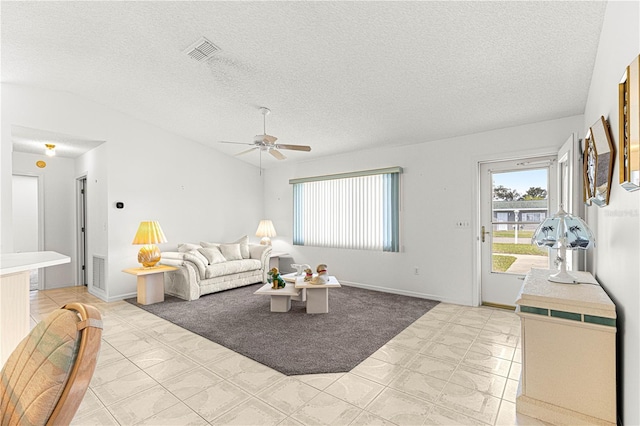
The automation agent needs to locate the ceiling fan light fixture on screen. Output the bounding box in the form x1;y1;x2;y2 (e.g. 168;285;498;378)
45;143;56;157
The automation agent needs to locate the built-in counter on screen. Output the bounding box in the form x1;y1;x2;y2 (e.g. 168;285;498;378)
515;268;616;425
0;251;70;365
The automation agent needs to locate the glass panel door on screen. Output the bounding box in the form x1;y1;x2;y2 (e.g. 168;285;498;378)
480;156;557;306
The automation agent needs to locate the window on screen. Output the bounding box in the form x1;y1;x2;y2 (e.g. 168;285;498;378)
290;167;402;252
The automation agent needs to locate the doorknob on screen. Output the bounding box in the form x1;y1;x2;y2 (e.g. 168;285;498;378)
481;226;490;243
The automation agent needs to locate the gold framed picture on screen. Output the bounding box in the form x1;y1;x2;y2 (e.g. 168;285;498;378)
583;116;615;207
619;54;640;191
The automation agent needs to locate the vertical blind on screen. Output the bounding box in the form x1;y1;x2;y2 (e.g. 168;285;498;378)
290;167;401;252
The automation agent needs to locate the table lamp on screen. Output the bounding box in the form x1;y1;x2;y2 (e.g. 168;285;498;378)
132;221;167;267
531;207;595;283
255;219;276;245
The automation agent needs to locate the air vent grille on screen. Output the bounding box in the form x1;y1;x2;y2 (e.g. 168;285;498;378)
184;37;221;62
92;255;106;290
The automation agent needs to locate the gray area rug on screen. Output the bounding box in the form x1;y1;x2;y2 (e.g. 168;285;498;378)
126;283;438;375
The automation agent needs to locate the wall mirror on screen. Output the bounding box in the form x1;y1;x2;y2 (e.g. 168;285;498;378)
583;116;615;207
619;54;640;191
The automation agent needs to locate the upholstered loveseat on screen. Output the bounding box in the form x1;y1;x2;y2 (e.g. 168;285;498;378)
160;237;271;301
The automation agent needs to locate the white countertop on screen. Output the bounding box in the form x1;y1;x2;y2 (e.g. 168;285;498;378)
515;268;615;318
0;251;71;276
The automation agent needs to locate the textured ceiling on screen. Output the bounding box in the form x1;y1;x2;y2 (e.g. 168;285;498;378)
11;126;105;159
2;1;607;168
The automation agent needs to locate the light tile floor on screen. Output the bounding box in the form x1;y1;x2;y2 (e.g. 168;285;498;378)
30;286;550;425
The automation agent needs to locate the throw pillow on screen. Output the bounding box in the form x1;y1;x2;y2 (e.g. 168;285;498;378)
200;241;220;249
197;247;227;265
178;243;200;253
219;243;243;261
233;235;250;259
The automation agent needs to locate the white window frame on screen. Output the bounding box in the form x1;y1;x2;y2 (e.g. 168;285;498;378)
290;167;402;252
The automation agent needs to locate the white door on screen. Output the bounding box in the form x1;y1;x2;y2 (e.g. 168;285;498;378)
480;155;557;307
557;133;584;271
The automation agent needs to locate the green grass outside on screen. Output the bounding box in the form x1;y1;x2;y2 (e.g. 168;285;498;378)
493;243;548;256
493;230;535;238
493;255;517;272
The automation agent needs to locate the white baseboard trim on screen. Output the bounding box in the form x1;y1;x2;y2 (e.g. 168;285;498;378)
88;286;107;301
105;292;137;303
87;286;136;303
339;280;470;306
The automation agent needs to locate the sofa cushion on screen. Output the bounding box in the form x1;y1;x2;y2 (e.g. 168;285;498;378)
200;241;220;249
205;259;261;279
233;235;250;259
198;247;226;265
178;243;201;253
203;237;250;259
219;244;242;261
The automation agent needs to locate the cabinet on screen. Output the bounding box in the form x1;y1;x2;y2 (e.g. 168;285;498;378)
515;268;616;425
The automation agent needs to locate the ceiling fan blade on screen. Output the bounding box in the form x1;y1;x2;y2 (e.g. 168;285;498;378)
219;140;254;146
274;144;311;152
235;147;259;157
263;134;278;144
269;149;286;160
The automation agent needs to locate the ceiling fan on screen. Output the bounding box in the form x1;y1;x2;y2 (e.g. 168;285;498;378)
219;107;311;163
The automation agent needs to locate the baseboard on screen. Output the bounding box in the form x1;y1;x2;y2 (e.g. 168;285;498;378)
339;280;470;306
482;301;516;311
105;292;137;303
88;286;107;302
88;286;136;303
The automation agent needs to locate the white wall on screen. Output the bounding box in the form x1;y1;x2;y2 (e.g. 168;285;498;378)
583;2;640;424
264;115;583;305
12;152;76;288
1;84;263;301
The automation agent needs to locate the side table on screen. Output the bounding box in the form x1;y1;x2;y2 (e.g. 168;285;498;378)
269;251;289;270
515;268;616;425
123;265;177;305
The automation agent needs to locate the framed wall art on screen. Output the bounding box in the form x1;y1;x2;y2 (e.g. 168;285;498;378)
583;116;615;207
619;54;639;191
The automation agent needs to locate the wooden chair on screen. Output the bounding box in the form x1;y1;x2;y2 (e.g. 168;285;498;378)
0;303;103;425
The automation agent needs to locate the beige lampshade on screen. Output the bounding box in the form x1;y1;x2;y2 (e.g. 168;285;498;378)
256;220;276;245
132;221;167;245
255;220;277;238
132;221;167;268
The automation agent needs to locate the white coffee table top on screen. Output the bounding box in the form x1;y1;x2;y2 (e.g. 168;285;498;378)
282;273;341;289
254;282;300;296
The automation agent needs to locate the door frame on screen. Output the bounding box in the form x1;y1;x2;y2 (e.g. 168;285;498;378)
472;147;558;307
76;173;88;287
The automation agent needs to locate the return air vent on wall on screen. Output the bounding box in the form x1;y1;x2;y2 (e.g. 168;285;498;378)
92;255;105;290
184;37;221;62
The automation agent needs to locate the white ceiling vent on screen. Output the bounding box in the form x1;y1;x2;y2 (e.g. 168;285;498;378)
184;37;221;62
